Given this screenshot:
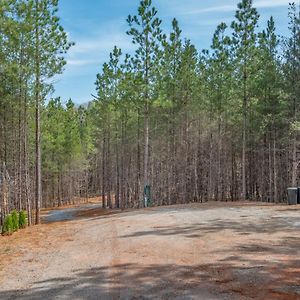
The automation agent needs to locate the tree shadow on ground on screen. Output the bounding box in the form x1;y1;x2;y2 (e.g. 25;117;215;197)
20;204;300;300
1;256;299;300
120;216;300;239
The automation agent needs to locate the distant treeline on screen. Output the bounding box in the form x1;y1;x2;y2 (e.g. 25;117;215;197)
88;0;300;208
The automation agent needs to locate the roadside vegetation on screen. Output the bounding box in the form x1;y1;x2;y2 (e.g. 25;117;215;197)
1;210;27;236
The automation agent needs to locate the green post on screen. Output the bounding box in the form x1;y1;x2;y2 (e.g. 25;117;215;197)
144;185;151;207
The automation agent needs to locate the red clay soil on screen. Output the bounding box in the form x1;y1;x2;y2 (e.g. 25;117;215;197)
0;202;299;299
0;221;71;272
74;207;122;218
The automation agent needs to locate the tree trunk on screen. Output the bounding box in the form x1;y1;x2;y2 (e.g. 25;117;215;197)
102;135;106;208
273;132;278;203
291;133;297;186
242;64;247;201
143;107;149;207
35;0;42;224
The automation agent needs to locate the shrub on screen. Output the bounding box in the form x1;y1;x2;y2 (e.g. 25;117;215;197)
2;214;13;235
11;210;19;232
19;210;27;229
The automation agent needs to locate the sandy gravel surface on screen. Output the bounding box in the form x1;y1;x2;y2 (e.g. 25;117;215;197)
0;202;299;299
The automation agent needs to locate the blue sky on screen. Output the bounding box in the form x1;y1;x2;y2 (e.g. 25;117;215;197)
53;0;293;104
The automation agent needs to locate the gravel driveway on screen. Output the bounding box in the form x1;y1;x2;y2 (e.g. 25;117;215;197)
0;202;299;299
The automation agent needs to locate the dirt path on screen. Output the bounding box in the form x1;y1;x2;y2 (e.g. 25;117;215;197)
0;202;299;299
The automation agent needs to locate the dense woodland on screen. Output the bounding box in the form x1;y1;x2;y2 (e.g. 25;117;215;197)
0;0;299;226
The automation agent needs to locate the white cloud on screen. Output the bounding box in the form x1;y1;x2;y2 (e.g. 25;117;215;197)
70;33;133;55
64;27;134;70
254;0;290;8
67;59;98;66
180;0;290;15
183;5;233;15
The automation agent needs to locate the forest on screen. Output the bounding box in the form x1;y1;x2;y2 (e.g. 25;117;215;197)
0;0;299;226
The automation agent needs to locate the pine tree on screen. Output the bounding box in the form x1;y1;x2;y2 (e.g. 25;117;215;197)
257;16;281;202
283;3;300;187
161;18;183;204
231;0;259;200
127;0;165;206
206;22;233;200
32;0;73;223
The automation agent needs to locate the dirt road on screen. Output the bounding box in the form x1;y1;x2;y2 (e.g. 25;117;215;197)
0;202;299;299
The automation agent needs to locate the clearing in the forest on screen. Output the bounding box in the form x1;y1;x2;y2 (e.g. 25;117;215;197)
0;201;299;300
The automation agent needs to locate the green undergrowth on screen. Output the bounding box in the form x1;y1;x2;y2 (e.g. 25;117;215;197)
1;210;28;236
